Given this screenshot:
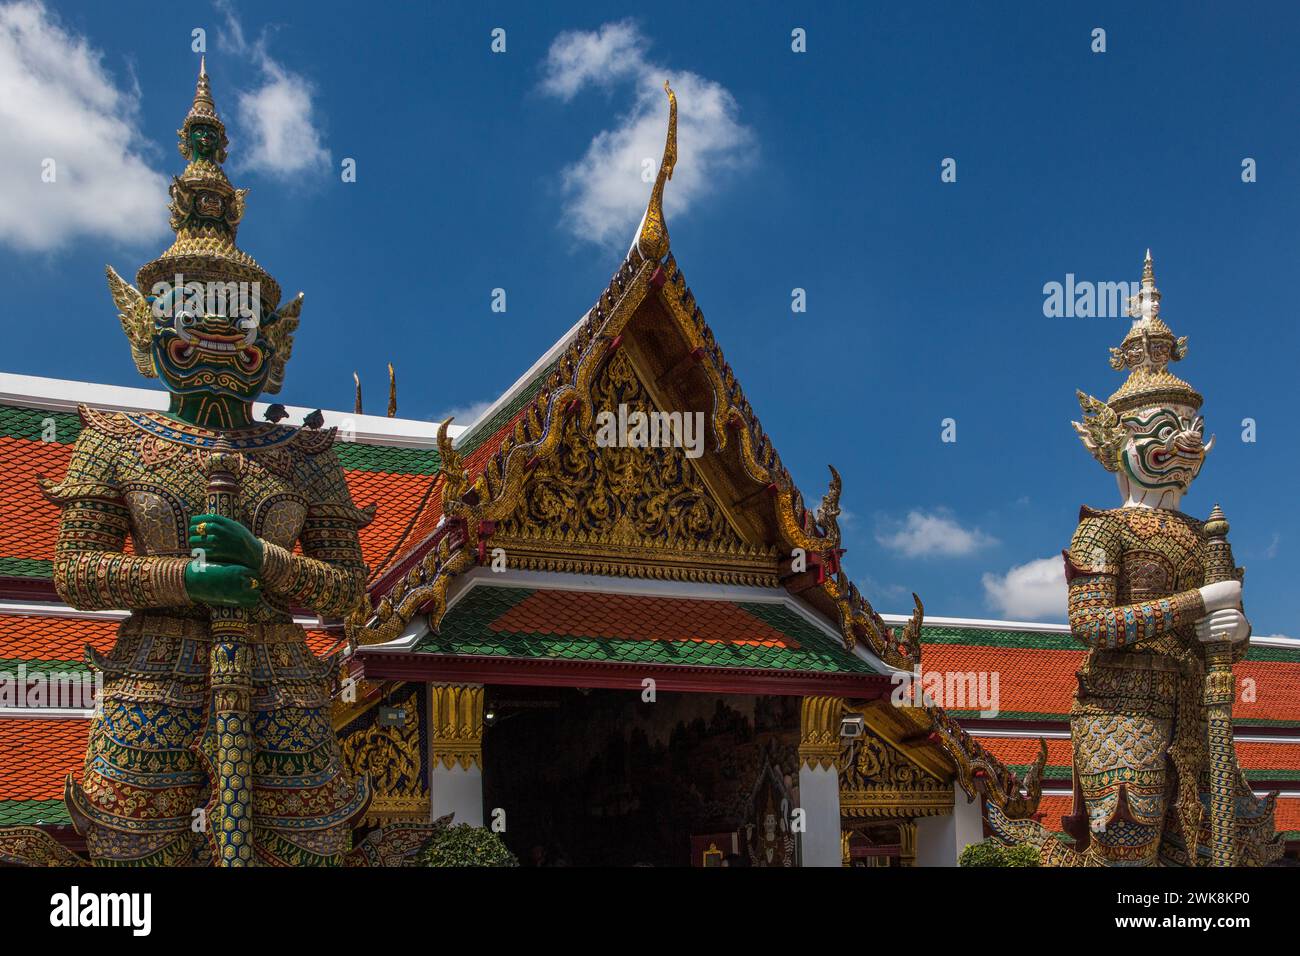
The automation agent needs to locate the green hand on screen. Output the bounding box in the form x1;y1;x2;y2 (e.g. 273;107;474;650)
184;561;262;609
189;514;264;571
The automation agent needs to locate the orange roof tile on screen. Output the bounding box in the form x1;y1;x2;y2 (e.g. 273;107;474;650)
379;403;534;577
923;644;1085;718
345;469;435;572
1033;794;1074;832
1276;797;1300;833
0;436;70;562
0;612;336;666
0;614;118;663
0;718;87;801
0;431;439;584
977;735;1075;770
923;638;1300;725
489;589;800;648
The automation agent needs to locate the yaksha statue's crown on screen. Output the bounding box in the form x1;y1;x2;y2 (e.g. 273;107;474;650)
135;57;282;313
1072;251;1203;470
1104;250;1201;414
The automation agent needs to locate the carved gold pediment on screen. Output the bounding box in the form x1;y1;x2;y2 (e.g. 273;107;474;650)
338;685;429;828
839;730;953;819
493;350;778;585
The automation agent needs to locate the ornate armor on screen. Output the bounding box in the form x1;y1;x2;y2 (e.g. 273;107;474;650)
47;409;371;864
0;60;458;867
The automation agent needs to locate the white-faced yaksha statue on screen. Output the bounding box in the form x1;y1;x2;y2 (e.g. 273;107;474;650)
987;251;1283;866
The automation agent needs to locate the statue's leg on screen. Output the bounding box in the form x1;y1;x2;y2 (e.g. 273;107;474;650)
1071;659;1177;866
251;701;368;866
67;694;208;866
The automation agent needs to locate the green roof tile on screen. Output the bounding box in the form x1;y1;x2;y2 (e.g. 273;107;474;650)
457;358;559;453
0;557;53;579
0;406;79;444
0;798;70;827
414;586;874;673
334;441;440;475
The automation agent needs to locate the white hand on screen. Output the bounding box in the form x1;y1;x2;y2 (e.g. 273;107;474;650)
1199;580;1242;613
1195;608;1250;645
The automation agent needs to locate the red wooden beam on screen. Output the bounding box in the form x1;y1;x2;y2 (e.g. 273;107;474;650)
357;651;894;699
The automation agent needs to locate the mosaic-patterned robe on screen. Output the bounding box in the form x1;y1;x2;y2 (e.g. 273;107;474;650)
47;407;371;865
1063;505;1266;865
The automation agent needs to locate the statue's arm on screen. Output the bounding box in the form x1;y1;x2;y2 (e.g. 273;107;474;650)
259;448;368;619
46;431;192;610
1063;514;1205;650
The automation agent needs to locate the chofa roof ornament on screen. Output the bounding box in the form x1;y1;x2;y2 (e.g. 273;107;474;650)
631;81;677;262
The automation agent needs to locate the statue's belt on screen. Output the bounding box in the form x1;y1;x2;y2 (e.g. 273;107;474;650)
1092;649;1195;676
117;613;307;644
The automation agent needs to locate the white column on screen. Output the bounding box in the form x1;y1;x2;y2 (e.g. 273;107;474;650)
430;764;483;826
428;683;484;827
915;791;984;866
797;696;845;867
798;762;843;867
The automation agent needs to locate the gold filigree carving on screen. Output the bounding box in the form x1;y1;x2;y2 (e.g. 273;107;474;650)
799;696;844;770
430;683;484;771
838;731;953;819
492;351;779;585
926;706;1045;818
338;688;429;827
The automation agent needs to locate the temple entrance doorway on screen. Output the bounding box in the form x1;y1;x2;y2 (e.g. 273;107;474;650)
480;686;801;867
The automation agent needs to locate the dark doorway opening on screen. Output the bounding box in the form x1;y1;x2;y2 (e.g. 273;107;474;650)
481;686;801;867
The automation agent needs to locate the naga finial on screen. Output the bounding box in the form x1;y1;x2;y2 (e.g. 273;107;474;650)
632;81;677;262
387;363;398;418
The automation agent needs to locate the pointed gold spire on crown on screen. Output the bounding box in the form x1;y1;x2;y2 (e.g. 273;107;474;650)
178;55;228;162
1073;250;1203;468
1105;249;1199;413
633;81;677;262
137;57;281;314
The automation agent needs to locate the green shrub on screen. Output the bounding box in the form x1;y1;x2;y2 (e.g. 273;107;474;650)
958;839;1040;867
415;824;518;867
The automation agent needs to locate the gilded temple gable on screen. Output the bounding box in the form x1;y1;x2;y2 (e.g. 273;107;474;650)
491;350;780;586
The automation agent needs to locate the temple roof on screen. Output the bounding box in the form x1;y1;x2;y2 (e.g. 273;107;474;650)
364;578;882;684
0;718;88;827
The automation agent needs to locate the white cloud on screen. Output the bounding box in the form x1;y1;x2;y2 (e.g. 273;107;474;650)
874;509;998;559
982;556;1067;621
0;0;169;252
216;0;328;178
540;21;753;248
540;21;644;100
433;398;495;430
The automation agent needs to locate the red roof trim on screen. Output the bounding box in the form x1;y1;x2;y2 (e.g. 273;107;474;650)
358;651;893;697
0;576;57;602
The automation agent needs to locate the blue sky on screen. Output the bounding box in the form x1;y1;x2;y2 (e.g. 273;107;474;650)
1;0;1297;635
